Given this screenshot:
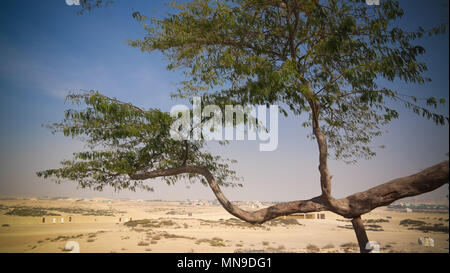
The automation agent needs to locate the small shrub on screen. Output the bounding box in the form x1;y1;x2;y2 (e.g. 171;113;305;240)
322;244;335;249
340;242;358;248
138;241;149;246
399;219;426;226
306;244;320;252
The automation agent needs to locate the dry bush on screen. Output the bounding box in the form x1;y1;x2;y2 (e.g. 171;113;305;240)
306;244;320;253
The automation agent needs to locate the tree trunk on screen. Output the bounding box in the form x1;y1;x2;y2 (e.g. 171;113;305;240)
351;216;369;253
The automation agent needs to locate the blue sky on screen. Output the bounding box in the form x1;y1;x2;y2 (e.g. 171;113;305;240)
0;0;448;202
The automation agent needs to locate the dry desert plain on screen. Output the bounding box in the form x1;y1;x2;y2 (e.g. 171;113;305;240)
0;198;448;253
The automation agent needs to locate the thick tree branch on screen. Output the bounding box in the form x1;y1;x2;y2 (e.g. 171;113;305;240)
335;160;449;218
351;216;370;253
304;83;334;203
129;161;449;224
128;164;326;224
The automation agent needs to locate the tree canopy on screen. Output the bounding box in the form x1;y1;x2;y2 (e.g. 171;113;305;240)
129;0;447;162
37;92;241;192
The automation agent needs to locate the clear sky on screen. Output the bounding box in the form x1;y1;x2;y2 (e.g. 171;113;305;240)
0;0;448;202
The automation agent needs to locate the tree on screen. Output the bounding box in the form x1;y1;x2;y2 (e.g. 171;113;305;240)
38;0;449;252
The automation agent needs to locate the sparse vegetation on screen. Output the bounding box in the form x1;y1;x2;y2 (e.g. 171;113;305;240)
400;219;427;226
400;219;449;233
161;232;195;240
340;242;359;248
166;210;189;215
267;218;302;226
365;219;389;223
306;244;320;253
196;237;226;247
217;218;256;229
3;205;116;217
5;207;60;217
50;234;83;242
365;224;384;231
138;241;149;246
124;219;179;228
338;224;384;231
322;244;335;249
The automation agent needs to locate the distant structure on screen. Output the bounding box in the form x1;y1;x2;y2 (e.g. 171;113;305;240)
290;213;321;219
388;203;448;213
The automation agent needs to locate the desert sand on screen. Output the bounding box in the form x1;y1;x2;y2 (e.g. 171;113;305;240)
0;199;448;253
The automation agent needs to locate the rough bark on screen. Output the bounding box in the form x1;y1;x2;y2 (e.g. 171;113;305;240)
130;161;449;224
351;216;370;253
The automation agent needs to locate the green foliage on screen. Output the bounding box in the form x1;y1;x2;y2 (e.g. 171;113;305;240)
130;0;448;162
77;0;114;14
37;91;241;192
39;0;449;191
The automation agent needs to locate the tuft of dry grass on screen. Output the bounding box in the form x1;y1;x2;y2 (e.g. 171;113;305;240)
322;244;335;249
306;244;320;253
138;241;149;246
196;237;226;247
340;242;359;248
125;219;179;229
267;218;301;226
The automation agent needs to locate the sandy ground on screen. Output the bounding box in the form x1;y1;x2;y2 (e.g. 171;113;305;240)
0;199;448;253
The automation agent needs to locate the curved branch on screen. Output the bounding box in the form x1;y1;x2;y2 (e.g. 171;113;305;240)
185;165;326;224
128;161;449;224
128;164;327;224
